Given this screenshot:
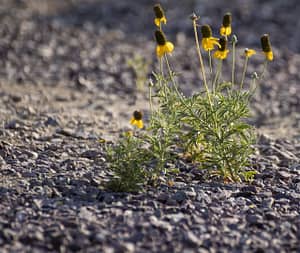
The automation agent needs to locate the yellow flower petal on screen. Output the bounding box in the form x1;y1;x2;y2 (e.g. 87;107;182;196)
202;37;221;51
130;117;135;125
154;18;160;27
130;118;143;129
264;51;273;61
165;41;174;53
156;41;174;58
213;49;229;60
154;17;167;27
136;120;143;129
156;45;164;57
220;26;232;36
161;16;167;25
244;48;256;58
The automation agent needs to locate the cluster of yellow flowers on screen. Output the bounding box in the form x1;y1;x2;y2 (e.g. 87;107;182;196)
153;4;174;58
151;4;273;62
200;14;274;62
129;4;171;129
130;4;274;129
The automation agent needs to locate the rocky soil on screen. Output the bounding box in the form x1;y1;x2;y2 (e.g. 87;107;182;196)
0;0;299;252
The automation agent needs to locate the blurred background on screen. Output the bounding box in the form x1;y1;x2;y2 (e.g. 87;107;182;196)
0;0;299;137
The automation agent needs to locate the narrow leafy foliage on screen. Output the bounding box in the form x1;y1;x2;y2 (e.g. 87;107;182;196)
106;5;272;192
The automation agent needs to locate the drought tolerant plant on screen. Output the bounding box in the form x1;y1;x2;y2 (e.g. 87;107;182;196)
106;127;151;193
106;4;274;191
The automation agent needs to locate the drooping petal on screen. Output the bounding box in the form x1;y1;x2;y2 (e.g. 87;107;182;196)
130;119;143;129
201;38;209;51
154;17;167;27
165;41;174;53
130;117;135;125
202;37;221;51
136;120;143;129
154;18;160;27
213;49;229;60
156;42;174;58
244;49;256;58
161;16;167;25
265;51;273;61
156;45;164;57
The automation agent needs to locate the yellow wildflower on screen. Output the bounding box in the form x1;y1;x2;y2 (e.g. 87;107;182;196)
244;48;256;58
153;4;167;27
201;25;220;51
213;37;229;60
261;34;273;61
130;110;143;129
155;30;174;58
220;13;232;36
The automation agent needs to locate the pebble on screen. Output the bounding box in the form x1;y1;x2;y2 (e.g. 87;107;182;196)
172;191;188;203
261;197;274;209
184;231;200;247
277;170;292;180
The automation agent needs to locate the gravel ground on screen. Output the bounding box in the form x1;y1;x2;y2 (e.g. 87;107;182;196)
0;0;299;252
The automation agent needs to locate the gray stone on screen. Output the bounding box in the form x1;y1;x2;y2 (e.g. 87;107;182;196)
172;191;188;203
184;231;200;247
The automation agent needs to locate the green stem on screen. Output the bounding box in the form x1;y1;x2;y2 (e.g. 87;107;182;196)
192;20;219;133
250;74;258;95
164;54;208;126
192;19;212;105
159;57;164;79
158;57;170;104
149;85;153;113
208;50;213;75
231;39;236;85
164;55;183;100
212;60;223;93
224;155;236;182
239;57;249;91
258;60;268;81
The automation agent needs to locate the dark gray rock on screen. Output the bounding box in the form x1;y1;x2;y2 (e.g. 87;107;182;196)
184;231;200;247
172;191;188;203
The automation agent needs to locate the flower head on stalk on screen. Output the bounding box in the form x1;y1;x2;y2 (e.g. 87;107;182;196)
130;111;144;129
213;37;229;60
155;30;174;58
153;4;167;27
201;25;220;51
220;13;232;36
244;48;256;58
261;34;273;61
